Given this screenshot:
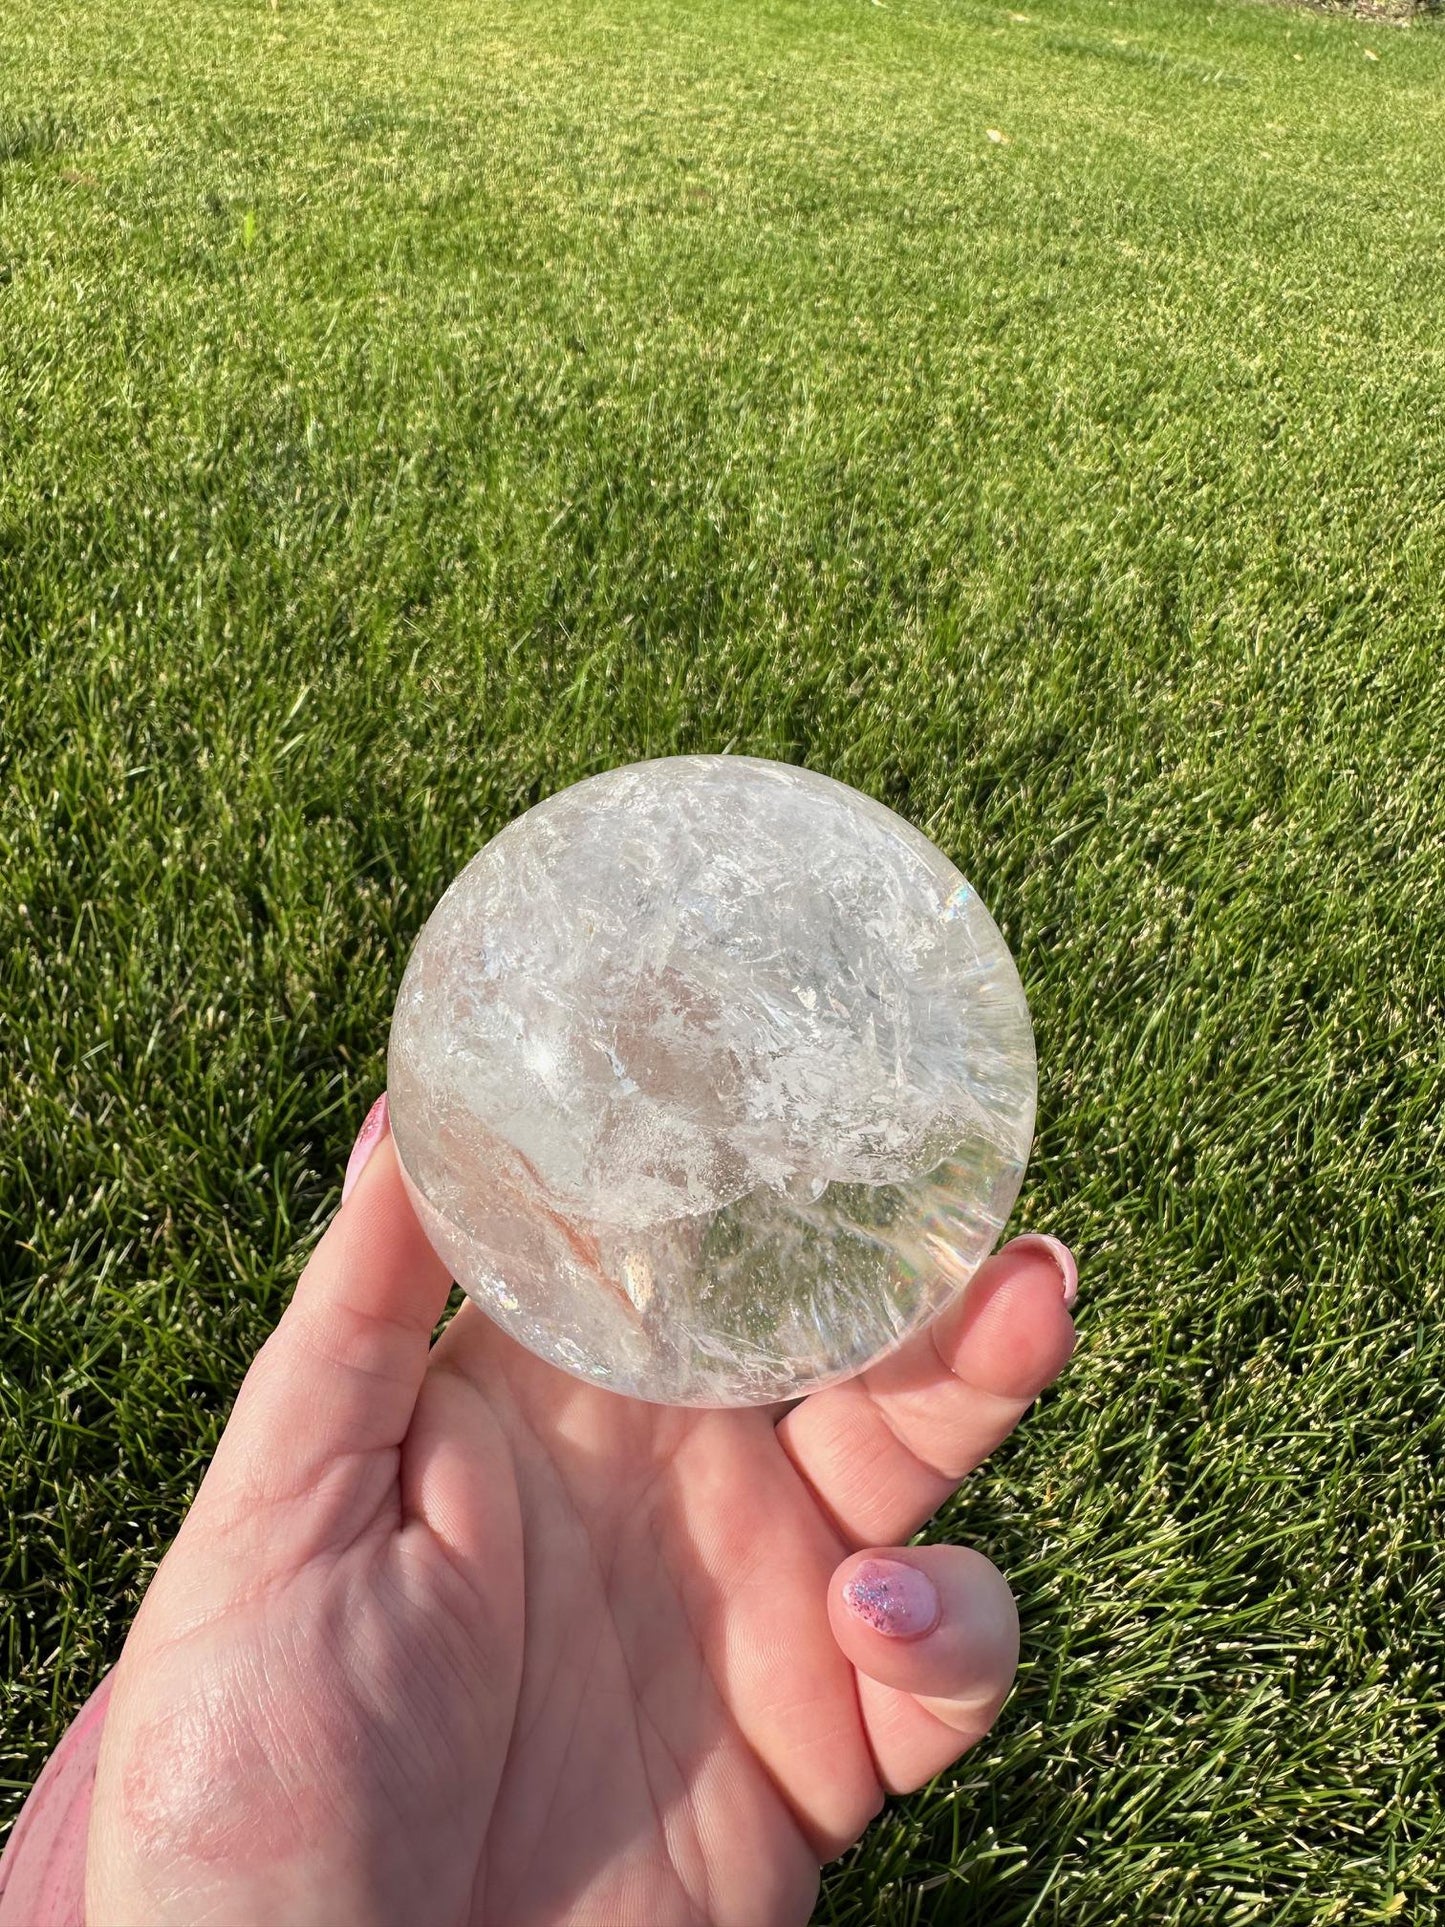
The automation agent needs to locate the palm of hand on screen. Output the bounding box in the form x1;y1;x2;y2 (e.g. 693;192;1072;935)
87;1126;1074;1927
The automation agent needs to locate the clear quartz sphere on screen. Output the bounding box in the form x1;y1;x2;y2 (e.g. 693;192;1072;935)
387;755;1036;1407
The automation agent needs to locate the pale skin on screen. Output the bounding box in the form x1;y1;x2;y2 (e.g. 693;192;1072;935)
85;1098;1078;1927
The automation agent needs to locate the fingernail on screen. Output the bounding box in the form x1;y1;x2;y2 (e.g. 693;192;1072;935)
1007;1233;1078;1310
841;1558;941;1640
342;1092;390;1203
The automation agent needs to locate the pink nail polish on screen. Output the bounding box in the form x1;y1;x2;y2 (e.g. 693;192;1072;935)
1009;1233;1079;1309
0;1671;115;1927
841;1559;941;1640
341;1092;389;1203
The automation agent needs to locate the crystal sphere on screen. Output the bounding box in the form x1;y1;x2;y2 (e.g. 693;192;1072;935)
387;755;1036;1407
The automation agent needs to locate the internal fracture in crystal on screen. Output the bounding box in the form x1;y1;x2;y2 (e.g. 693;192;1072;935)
387;755;1037;1406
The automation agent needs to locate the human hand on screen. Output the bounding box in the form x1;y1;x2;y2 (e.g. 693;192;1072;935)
11;1095;1078;1927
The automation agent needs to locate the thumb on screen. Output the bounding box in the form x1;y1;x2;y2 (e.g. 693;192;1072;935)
827;1545;1020;1796
198;1093;456;1520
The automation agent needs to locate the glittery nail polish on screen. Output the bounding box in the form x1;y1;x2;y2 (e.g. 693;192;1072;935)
841;1558;941;1640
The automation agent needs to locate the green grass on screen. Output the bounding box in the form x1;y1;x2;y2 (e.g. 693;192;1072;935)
3;0;1443;1918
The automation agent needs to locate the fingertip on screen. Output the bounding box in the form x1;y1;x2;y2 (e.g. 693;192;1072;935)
828;1545;1019;1709
1001;1233;1079;1311
301;1124;453;1327
932;1240;1078;1404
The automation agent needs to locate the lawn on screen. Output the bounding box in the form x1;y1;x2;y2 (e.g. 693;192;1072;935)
2;0;1443;1919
